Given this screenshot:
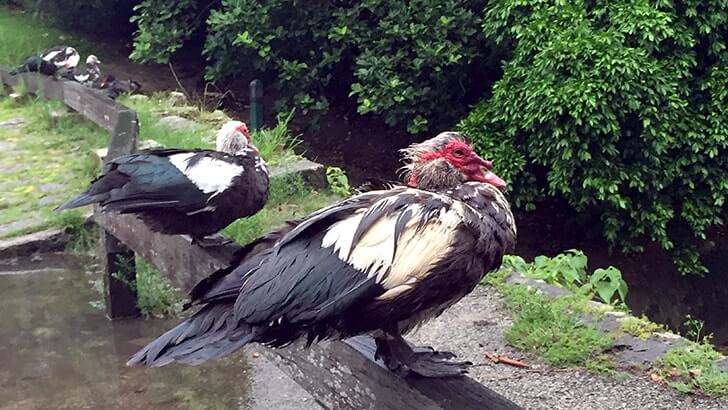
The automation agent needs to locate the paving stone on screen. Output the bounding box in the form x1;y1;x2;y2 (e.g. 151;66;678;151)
612;334;686;366
0;163;27;173
0;219;44;237
158;115;198;130
0;228;66;260
0;118;25;130
37;183;67;194
0;141;17;150
37;194;66;207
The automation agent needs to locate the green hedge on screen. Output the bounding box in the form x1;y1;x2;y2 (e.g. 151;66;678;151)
13;0;137;35
130;0;491;133
462;0;728;273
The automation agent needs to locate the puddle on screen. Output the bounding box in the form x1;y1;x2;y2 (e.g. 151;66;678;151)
0;255;259;409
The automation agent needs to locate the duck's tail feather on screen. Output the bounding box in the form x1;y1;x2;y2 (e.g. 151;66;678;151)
55;192;106;211
126;303;254;367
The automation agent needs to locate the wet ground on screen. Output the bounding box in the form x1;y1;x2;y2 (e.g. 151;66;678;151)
0;254;319;410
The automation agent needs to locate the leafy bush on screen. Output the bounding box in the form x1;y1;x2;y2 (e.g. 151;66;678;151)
326;166;352;197
464;0;728;273
13;0;137;35
131;0;491;132
502;250;628;305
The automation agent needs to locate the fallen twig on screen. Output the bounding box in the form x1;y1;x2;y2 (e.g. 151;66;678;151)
485;352;531;368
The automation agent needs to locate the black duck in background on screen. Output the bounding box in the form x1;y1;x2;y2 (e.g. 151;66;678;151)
9;45;80;76
57;121;269;246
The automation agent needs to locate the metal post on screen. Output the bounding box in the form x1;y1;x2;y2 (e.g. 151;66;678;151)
249;79;263;131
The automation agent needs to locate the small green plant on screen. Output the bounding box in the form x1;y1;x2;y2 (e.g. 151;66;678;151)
135;258;185;317
250;111;300;166
620;315;666;340
485;271;614;367
683;315;708;343
658;342;728;397
326;166;352;197
501;251;628;305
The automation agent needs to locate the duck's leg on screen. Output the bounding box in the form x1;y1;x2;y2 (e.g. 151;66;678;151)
374;333;470;378
191;233;233;248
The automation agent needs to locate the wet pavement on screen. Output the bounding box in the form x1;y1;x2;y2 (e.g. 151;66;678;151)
0;254;319;410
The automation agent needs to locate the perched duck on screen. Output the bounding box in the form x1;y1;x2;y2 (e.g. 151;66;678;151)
8;46;80;76
62;55;102;86
128;132;516;378
97;75;142;99
57;121;269;246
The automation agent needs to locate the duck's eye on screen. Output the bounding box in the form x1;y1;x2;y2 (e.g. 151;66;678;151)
453;149;465;157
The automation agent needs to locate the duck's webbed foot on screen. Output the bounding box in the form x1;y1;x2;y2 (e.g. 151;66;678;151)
190;233;233;248
374;334;470;378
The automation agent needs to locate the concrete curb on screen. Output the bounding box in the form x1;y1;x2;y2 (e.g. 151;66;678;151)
0;228;68;260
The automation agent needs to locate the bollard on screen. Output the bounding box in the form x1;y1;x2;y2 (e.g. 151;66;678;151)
249;79;263;131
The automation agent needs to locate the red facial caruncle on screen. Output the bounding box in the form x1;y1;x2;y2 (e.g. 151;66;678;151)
235;123;251;143
410;140;506;188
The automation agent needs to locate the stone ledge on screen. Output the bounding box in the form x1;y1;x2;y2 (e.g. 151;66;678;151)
270;158;327;190
0;228;67;260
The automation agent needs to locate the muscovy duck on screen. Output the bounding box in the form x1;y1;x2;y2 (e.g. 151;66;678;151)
127;131;517;378
9;46;80;76
97;75;142;99
57;121;269;246
62;55;102;86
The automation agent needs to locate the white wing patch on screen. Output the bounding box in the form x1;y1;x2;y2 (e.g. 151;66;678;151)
65;52;80;68
168;153;243;196
321;198;465;295
42;49;61;62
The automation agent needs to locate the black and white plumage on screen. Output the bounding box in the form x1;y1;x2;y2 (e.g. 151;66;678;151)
57;121;269;243
128;132;517;377
97;75;142;99
9;46;80;76
40;46;81;69
62;55;102;86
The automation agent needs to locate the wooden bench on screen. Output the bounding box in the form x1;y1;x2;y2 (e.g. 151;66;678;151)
1;67;522;410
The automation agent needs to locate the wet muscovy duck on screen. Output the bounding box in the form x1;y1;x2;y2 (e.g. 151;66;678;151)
9;46;80;76
62;55;102;86
127;131;517;378
57;121;269;246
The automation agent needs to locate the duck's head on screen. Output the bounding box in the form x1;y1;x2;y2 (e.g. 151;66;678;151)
216;120;252;155
401;131;505;191
86;55;101;65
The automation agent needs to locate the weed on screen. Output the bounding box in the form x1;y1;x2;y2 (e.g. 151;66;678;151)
485;269;614;367
684;315;708;343
658;341;728;397
326;166;352;197
135;258;185;317
502;251;629;306
620;315;666;340
251;111;301;166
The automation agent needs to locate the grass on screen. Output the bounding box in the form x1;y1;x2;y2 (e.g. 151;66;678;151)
0;6;95;66
658;342;728;396
119;94;301;165
486;261;728;397
135;258;186;317
484;269;614;367
0;96;107;238
620;315;667;340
